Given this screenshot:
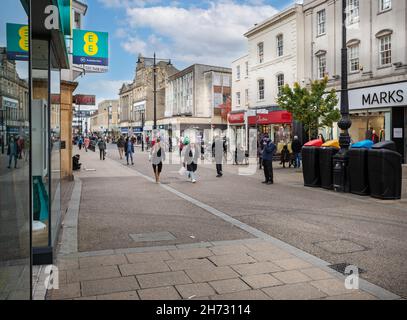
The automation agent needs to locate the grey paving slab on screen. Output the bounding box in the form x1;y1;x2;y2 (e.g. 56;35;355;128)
138;286;181;300
47;283;81;300
125;251;172;263
323;292;378;300
168;248;213;260
247;250;294;262
209;278;251;295
210;290;270;300
66;266;121;283
241;274;283;289
137;271;192;289
209;245;252;256
129;231;176;243
96;291;140;300
79;254;127;269
273;258;313;271
272;270;312;284
310;278;355;297
81;276;140;297
231;262;282;276
299;268;335;281
119;261;170;276
166;258;214;271
208;254;256;267
262;283;327;300
185;266;240;283
175;283;216;299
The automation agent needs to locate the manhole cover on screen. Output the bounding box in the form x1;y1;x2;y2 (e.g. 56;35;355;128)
314;239;368;254
129;231;176;243
328;263;366;275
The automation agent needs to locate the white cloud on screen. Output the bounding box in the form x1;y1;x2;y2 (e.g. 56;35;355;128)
121;1;279;67
98;0;162;8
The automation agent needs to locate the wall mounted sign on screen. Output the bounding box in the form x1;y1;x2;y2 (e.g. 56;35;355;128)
74;95;96;106
6;23;29;61
73;29;109;67
393;128;403;139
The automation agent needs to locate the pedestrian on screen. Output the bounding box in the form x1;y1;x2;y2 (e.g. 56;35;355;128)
146;135;150;151
7;136;19;169
125;137;134;165
258;135;265;169
149;137;166;183
117;135;125;159
78;136;83;150
291;136;302;169
317;133;325;143
183;137;200;183
365;126;373;141
372;130;379;144
262;137;276;185
84;136;90;152
212;135;226;177
280;145;291;168
98;137;106;160
17;136;24;159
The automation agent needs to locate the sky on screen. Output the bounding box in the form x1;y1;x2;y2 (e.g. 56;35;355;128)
1;0;299;106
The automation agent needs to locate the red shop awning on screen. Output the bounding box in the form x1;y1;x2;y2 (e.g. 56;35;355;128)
228;112;245;124
248;110;292;125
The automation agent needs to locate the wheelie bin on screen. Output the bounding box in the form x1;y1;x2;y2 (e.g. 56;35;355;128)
302;139;324;187
368;141;402;200
319;140;340;190
348;140;374;196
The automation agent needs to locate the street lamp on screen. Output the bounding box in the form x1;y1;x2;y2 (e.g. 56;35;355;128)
333;0;352;192
137;53;172;135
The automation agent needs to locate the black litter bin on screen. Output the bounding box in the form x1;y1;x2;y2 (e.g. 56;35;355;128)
319;147;339;190
348;140;374;196
368;141;402;200
302;146;321;187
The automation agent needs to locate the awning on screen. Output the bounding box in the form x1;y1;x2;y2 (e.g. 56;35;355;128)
248;110;292;125
228;112;245;124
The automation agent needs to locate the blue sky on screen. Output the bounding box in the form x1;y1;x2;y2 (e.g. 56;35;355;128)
1;0;298;105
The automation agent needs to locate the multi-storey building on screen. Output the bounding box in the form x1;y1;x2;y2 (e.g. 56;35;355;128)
303;0;407;161
163;64;231;145
89;99;119;134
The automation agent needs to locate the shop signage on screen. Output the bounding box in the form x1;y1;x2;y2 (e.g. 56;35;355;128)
73;29;109;67
228;113;245;124
6;23;29;61
349;82;407;110
3;97;18;109
74;95;96;106
248;111;292;125
394;128;403;139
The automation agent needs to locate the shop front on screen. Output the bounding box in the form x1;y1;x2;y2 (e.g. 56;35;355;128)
347;81;407;163
228;112;246;160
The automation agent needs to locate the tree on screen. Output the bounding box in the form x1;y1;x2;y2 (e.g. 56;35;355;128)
277;76;340;140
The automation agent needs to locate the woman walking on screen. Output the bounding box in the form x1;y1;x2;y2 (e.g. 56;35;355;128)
150;138;166;183
125;137;134;165
183;138;200;183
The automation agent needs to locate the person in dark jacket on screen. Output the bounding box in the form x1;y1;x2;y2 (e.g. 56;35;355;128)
183;139;200;183
261;138;276;184
98;138;106;160
125;137;134;165
212;135;226;177
117;136;125;159
291;136;302;168
7;136;19;169
280;145;291;168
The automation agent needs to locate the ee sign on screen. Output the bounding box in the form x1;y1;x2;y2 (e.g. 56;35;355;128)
73;29;108;67
6;23;29;61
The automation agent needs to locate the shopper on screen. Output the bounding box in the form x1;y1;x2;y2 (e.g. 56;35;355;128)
183;138;200;183
84;136;90;152
149;137;166;183
117;136;125;159
212;135;226;177
78;136;83;150
98;137;106;160
125;137;134;165
262;137;276;185
7;136;19;169
291;136;302;169
372;130;379;144
280;145;291;168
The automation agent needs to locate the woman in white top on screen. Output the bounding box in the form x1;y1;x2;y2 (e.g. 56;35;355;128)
149;138;166;183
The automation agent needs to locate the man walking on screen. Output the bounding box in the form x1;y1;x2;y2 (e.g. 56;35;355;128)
98;137;106;160
7;136;19;169
291;136;302;168
212;135;226;178
262;137;276;185
125;137;134;165
117;135;125;159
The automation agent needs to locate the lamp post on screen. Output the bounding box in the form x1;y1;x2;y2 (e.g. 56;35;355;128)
137;53;172;138
0;108;4;154
333;0;352;192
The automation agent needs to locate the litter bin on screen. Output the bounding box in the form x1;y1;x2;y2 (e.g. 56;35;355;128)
302;139;323;187
319;140;339;190
348;140;374;196
368;141;402;200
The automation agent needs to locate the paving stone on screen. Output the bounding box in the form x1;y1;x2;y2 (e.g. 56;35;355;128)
166;258;214;271
119;261;170;276
81;276;140;297
66;266;121;283
241;274;283;289
175;283;216;299
47;283;81;300
168;248;213;260
209;245;251;256
56;258;79;271
262;283;327;300
210;290;270;300
138;286;181;300
96;291;139;300
79;254;127;269
231;262;282;276
175;242;212;249
243;241;284;252
129;231;176;243
272;270;312;284
208;254;256;267
74;296;97;300
209;278;251;294
273;258;313;270
300;268;334;281
185;266;240;283
137;271;192;288
310;278;354;296
323;292;378;300
247;250;294;262
125;251;172;263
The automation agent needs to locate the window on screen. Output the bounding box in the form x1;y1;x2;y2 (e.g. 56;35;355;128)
258;42;264;63
379;0;391;12
236;92;241;106
317;10;326;35
277;34;283;57
347;0;360;25
245;61;249;77
258;79;265;100
277;74;285;96
349;44;360;72
236;66;241;80
379;35;392;65
318;55;327;78
245;89;249;105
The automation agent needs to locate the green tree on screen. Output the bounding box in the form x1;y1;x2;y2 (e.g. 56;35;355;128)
277;76;340;140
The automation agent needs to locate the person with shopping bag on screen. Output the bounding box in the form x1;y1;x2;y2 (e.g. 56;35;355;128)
183;137;200;183
149;138;165;183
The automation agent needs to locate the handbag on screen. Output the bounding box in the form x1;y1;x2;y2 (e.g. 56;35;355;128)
178;166;187;176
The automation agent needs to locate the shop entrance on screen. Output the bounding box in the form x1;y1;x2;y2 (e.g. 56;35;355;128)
349;110;390;144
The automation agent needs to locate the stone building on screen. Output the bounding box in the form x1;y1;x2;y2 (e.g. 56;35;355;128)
89;99;119;134
118;55;179;139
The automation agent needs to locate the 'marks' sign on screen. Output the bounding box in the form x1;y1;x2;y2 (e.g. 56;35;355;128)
362;90;404;106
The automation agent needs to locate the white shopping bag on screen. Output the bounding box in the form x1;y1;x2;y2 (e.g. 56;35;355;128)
178;166;187;176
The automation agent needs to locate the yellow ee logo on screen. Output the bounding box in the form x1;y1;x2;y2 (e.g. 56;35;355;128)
83;32;99;56
18;26;29;52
